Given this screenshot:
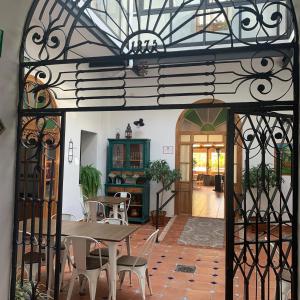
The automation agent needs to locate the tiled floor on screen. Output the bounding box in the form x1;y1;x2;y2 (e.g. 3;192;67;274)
192;186;224;219
59;215;225;300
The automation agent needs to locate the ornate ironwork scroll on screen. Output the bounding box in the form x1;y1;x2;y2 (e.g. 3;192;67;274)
22;0;296;62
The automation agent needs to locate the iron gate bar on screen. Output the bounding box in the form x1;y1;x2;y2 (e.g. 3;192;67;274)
19;101;296;115
226;109;235;300
21;42;296;67
54;112;66;300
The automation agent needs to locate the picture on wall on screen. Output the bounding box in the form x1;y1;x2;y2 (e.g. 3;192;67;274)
276;143;292;175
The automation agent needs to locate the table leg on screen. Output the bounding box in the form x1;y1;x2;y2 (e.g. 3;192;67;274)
47;237;55;296
125;236;132;286
113;204;118;219
107;242;117;300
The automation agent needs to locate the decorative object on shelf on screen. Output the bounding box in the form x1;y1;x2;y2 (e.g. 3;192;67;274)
115;175;125;184
79;165;102;199
68;139;74;163
0;29;3;57
145;160;181;226
0;119;5;135
133;118;145;127
115;128;120;139
108;172;116;183
130;208;139;217
125;123;132;139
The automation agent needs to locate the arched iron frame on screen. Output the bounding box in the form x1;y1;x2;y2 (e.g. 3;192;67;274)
11;0;299;299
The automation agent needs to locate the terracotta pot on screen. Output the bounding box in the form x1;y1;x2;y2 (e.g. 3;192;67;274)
151;210;167;227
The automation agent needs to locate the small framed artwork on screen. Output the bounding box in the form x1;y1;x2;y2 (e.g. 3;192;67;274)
276;143;292;175
163;146;173;154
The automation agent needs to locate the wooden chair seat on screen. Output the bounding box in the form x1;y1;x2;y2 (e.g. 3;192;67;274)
73;256;109;271
117;255;147;267
24;252;44;264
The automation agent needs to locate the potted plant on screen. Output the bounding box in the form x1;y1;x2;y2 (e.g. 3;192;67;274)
79;164;102;199
242;164;279;231
15;280;53;300
145;160;181;226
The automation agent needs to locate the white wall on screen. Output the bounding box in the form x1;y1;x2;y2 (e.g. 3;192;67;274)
0;1;32;298
62;112;110;219
103;109;183;217
62;109;182;218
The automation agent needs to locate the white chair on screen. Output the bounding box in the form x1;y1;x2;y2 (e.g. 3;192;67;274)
65;236;109;300
98;217;128;225
110;192;131;223
85;201;106;223
264;237;291;300
51;213;78;290
117;229;159;300
17;231;42;281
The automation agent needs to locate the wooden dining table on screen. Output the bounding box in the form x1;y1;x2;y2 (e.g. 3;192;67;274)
19;218;138;300
89;195;129;219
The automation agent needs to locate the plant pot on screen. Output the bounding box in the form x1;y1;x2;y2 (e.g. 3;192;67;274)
151;210;167;227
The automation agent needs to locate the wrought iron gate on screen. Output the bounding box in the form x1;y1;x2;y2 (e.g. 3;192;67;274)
226;108;297;300
11;113;65;300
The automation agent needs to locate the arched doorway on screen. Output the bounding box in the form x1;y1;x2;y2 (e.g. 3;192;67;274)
176;99;228;216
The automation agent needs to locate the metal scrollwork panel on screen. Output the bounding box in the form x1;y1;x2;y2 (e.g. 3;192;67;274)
22;0;297;62
21;47;294;109
229;111;294;300
13;115;61;299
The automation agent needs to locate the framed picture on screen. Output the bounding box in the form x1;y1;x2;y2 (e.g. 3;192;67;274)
163;146;173;154
276;143;292;175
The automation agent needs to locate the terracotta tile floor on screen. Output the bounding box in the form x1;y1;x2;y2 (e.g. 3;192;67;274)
59;215;226;300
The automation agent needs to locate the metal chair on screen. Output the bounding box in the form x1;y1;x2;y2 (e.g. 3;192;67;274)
85;200;106;223
51;213;78;290
65;236;109;300
111;192;131;223
117;229;159;300
17;231;44;281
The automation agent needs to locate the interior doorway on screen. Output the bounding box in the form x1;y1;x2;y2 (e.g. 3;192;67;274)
192;143;225;218
80;130;98;168
175;100;227;217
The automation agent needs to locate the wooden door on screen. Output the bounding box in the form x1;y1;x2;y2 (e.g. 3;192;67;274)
175;137;193;214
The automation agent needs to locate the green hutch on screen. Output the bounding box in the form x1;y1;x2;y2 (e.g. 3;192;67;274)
105;139;151;223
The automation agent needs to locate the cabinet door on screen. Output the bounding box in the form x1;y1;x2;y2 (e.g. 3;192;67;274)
111;143;126;169
128;142;144;170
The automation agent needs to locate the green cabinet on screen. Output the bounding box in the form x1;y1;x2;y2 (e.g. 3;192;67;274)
105;139;150;223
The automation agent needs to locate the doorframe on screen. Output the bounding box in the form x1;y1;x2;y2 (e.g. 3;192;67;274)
175;100;230;216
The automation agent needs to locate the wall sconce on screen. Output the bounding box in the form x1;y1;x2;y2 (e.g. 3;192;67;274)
0;29;4;57
0;119;5;135
68;139;74;163
133;118;144;127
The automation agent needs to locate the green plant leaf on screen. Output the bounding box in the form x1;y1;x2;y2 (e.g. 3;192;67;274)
79;164;102;198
